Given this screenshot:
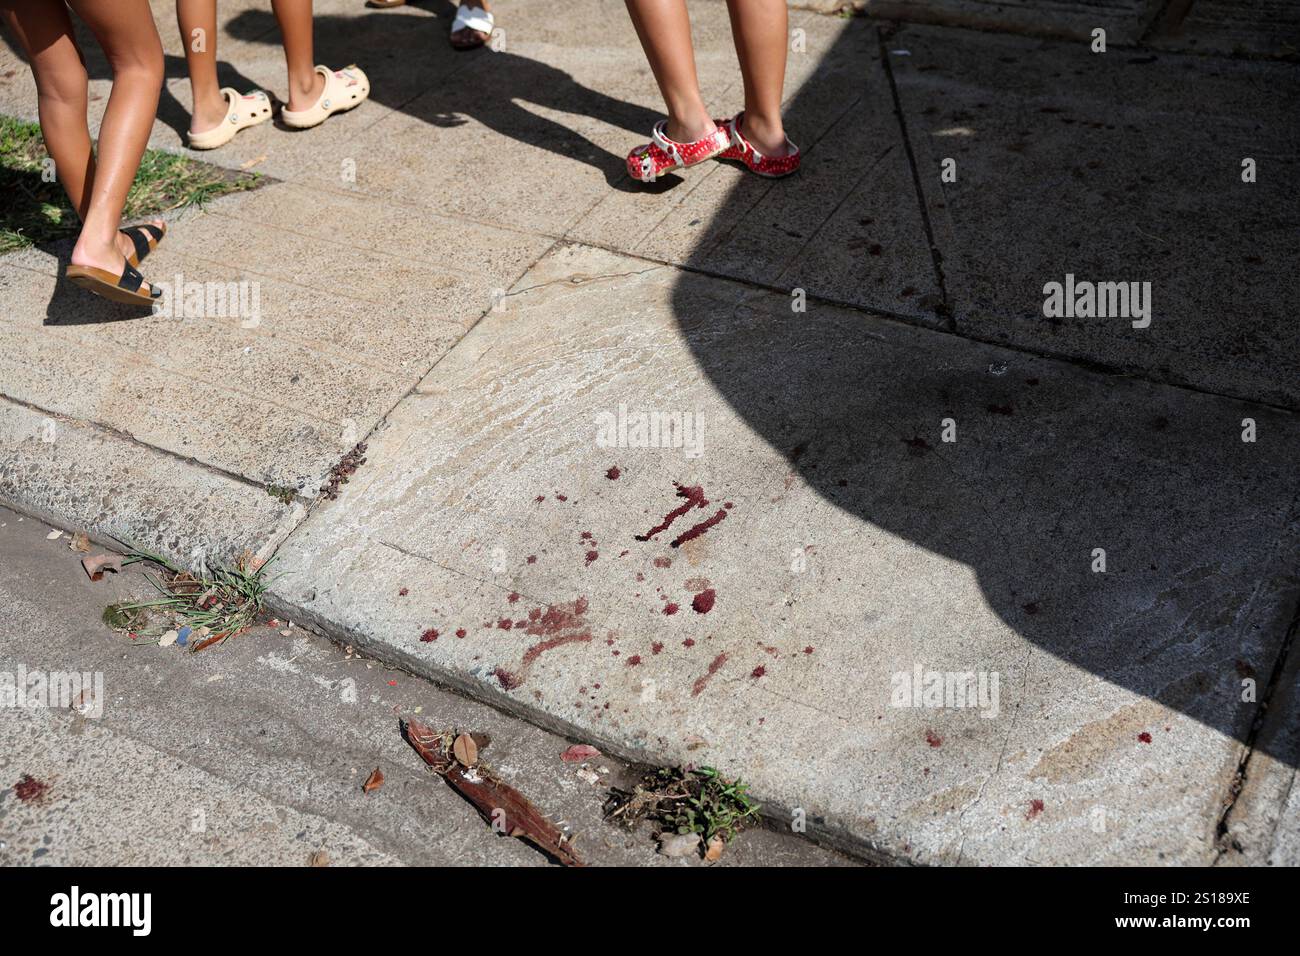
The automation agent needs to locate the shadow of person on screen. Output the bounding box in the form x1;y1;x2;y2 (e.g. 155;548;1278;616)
666;23;1300;769
222;6;667;189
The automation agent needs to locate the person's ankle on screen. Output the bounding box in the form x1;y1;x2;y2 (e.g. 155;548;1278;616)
190;90;230;134
71;230;122;272
664;110;718;144
286;70;324;112
739;111;791;156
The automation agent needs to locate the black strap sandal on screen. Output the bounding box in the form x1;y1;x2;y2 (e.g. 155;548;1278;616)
120;222;166;267
66;259;161;307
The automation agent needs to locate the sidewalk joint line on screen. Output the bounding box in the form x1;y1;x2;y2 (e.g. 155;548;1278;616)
877;25;953;331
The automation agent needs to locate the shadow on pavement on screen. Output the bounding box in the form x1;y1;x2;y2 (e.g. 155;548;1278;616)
668;20;1300;768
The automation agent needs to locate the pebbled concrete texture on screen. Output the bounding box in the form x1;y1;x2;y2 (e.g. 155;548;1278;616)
270;241;1300;865
0;505;853;867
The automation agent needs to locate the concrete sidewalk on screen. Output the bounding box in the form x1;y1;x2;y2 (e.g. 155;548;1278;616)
1;0;1298;865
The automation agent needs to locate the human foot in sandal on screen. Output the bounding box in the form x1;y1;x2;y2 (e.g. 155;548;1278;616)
450;1;494;50
188;88;273;150
281;65;371;129
626;120;729;182
715;112;800;178
67;232;161;308
118;220;167;268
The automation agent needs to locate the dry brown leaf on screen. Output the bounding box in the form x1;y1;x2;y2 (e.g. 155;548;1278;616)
362;767;384;794
308;850;329;867
68;532;91;552
705;835;726;862
452;732;478;767
81;554;122;581
560;744;601;763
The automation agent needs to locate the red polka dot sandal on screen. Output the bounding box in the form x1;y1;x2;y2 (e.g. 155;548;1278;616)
626;120;731;182
716;112;801;178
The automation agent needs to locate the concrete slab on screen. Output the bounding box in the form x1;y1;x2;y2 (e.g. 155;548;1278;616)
0;505;854;867
0;398;293;568
887;23;1300;408
270;242;1300;864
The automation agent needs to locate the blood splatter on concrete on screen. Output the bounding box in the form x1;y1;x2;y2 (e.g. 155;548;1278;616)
925;730;943;748
1026;799;1045;820
692;653;728;696
691;588;716;614
671;509;727;548
14;774;48;803
636;483;708;541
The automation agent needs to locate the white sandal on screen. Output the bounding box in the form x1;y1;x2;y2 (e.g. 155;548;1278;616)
280;65;371;130
187;88;272;150
450;5;494;49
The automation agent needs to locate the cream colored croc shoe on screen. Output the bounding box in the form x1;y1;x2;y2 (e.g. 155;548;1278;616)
187;88;272;150
280;65;371;130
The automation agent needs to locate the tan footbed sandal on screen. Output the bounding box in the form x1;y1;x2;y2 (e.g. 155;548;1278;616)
66;259;161;308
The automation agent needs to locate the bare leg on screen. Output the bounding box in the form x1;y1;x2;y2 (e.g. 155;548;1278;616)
176;0;227;135
725;0;792;156
1;0;95;217
64;0;164;280
271;0;323;111
623;0;716;143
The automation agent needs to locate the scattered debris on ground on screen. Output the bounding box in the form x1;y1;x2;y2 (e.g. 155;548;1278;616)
319;442;368;500
81;553;122;581
401;717;583;867
362;768;384;794
94;546;275;651
604;766;761;861
561;744;601;763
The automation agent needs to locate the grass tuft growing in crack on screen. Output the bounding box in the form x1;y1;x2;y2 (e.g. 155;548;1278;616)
102;547;279;651
604;765;761;849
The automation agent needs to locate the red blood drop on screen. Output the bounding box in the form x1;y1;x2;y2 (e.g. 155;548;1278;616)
420;628;438;642
751;665;766;678
606;466;621;480
691;588;716;614
1138;732;1153;743
663;603;679;615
